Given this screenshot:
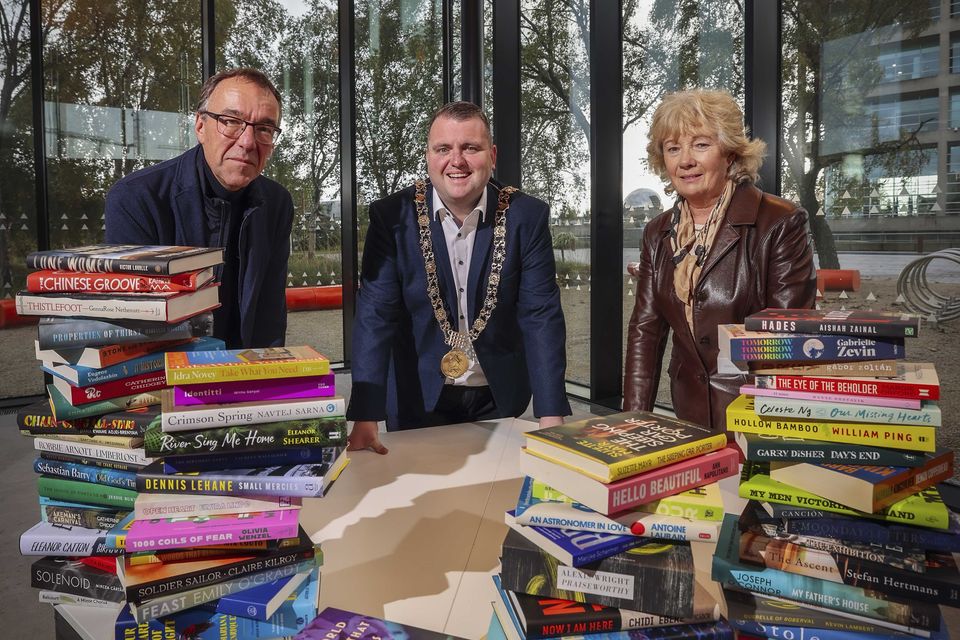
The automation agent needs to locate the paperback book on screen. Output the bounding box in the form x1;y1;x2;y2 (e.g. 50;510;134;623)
25;244;223;275
16;285;220;323
718;323;905;363
47;384;161;422
754;361;940;400
17;401;158;438
750;359;900;376
33;437;152;466
35;337;191;369
293;606;463;640
159;395;346;432
31;555;125;602
37;476;138;510
126;510;301;552
215;566;313;621
744;308;921;338
33;457;137;490
37;313;213;350
164;345;330;385
503;510;650;566
751;394;941;427
40;498;127;529
19;518;129;557
775;508;960;553
52;370;168;406
743;384;922;409
733;431;927;467
172;373;336;406
133;492;301;520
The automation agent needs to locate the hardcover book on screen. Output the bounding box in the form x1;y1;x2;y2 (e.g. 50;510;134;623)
750;359;900;376
163;446;341;473
159;395;346;432
17;401;158;438
738;461;950;529
133;492;301;520
16;285;220;323
718;323;905;363
294;606;466;640
47;383;161;422
25;244;223;275
743;384;922;409
733;431;927;467
26;266;215;293
31;555;125;602
754;361;940;400
744;308;921;338
521;446;739;515
769;448;955;512
165;345;330;385
40;498;127;530
135;448;349;498
33;457;137;490
35;337;192;369
37;313;213;350
214;566;313;621
37;475;139;510
726;394;936;452
172;373;337;406
52;370;168;406
19;519;127;557
126;510;301;552
524;412;727;483
777;508;960;553
499;527;697;617
33;437;152;466
751;394;941;427
504;510;650;566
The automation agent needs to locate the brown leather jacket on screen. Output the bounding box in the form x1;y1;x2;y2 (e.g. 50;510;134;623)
623;182;816;432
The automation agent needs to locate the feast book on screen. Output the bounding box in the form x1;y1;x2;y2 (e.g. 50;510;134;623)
744;308;921;338
524;412;726;483
25;244;223;275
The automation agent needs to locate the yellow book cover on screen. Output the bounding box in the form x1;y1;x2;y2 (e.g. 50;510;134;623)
165;346;330;385
727;394;935;452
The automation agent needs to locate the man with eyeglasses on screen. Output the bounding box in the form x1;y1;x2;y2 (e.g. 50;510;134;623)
105;67;292;348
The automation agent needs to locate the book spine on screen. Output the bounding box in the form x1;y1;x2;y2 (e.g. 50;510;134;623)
40;504;126;529
165;359;331;385
126;511;300;552
726;401;936;452
605;433;729;481
48;385;161;422
752;396;941;427
17;291;176;320
637;488;726;522
162;446;338;472
736;434;927;467
38;590;117;607
744;316;919;338
743;385;922;409
144;416;346;456
515;502;633;535
727;333;904;362
160;397;346;432
27;270;200;293
25;252;171;274
37;314;212;349
607;447;740;513
133;494;300;519
751;360;901;376
47;347;168;386
20;524;121;557
754;375;939;400
33;458;137;490
40;452;143;471
18;405;158;438
33;437;151;465
59;371;167;405
31;557;125;602
782;516;960;553
727;618;912;640
37;476;138;509
136;460;343;498
172;373;336;406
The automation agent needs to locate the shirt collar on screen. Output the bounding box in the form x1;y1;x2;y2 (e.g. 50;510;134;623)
432;186;488;223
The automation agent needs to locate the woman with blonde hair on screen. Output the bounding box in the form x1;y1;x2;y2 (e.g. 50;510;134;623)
623;89;815;433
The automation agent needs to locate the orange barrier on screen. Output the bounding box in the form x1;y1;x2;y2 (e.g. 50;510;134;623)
0;298;38;328
817;269;860;292
286;285;343;311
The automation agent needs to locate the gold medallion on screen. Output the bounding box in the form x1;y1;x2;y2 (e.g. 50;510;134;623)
440;348;469;378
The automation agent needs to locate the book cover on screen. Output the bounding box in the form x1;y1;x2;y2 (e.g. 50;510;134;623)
17;285;220;322
159;395;347;432
35;337;192;368
521;446;739;515
499;526;696;617
20;520;124;557
33;437;152;466
294;606;465;640
17;401;159;438
778;508;960;553
34;457;137;490
53;370;168;406
750;359;900;376
524;412;726;483
734;432;927;467
47;384;161;422
726;394;936;452
43;336;224;387
744;309;921;338
31;555;125;602
27;266;215;293
133;492;301;520
214;568;312;621
37;475;139;509
37;313;213;350
751;394;941;427
163;446;341;473
135;449;349;498
143;415;346;457
743;384;922;409
632;482;725;521
25;244;223;275
711;514;942;631
40;497;127;530
126;510;301;552
504;510;650;566
40;590;118;608
754;361;940;400
165;346;330;385
718;323;905;363
173;373;337;406
769;449;954;512
738;461;950;529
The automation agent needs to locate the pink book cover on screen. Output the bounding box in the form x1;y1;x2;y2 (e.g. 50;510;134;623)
606;446;740;514
172;373;336;406
741;385;922;410
125;510;300;552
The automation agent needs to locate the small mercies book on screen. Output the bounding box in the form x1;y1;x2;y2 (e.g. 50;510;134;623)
718;323;905;363
744;308;921;339
294;606;465;639
165;345;330;385
26;244;224;275
524;411;727;483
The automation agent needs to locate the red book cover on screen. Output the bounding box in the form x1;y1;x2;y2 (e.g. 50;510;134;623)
754;362;939;400
26;268;214;293
54;370;167;406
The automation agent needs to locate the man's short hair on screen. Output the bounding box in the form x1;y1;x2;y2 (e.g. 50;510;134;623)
427;101;492;145
196;68;283;123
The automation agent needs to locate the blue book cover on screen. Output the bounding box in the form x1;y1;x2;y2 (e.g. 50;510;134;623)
164;446;339;473
728;618;943;640
720;324;905;363
505;509;648;566
216;567;313;621
43;336;224;386
34;457;137;490
113;567;319;640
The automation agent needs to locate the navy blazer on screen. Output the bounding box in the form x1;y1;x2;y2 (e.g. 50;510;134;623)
348;182;570;429
104;145;293;348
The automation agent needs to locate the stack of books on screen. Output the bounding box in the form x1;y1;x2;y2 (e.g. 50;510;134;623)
490;412;741;639
717;308;957;639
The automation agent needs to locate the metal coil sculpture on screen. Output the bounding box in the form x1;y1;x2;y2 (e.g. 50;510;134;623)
896;248;960;322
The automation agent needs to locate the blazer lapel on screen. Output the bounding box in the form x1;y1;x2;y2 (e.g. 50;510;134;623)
426;184;459;326
466;183;497;323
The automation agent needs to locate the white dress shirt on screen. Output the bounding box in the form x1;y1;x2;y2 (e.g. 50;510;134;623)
432;189;489;387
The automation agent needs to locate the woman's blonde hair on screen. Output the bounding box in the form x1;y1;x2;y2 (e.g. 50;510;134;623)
646;89;766;194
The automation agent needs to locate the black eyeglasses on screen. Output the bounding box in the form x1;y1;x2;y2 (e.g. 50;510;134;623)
200;110;282;145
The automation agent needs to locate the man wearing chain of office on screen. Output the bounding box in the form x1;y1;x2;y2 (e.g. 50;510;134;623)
347;101;570;454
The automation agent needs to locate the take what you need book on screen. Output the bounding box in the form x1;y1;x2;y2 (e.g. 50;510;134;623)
524;411;727;483
26;244;223;275
164;345;330;385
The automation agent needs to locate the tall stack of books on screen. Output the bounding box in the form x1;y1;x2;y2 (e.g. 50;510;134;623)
716;308;957;639
490;412;741;639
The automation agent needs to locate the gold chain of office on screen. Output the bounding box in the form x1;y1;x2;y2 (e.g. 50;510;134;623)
414;178;516;378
